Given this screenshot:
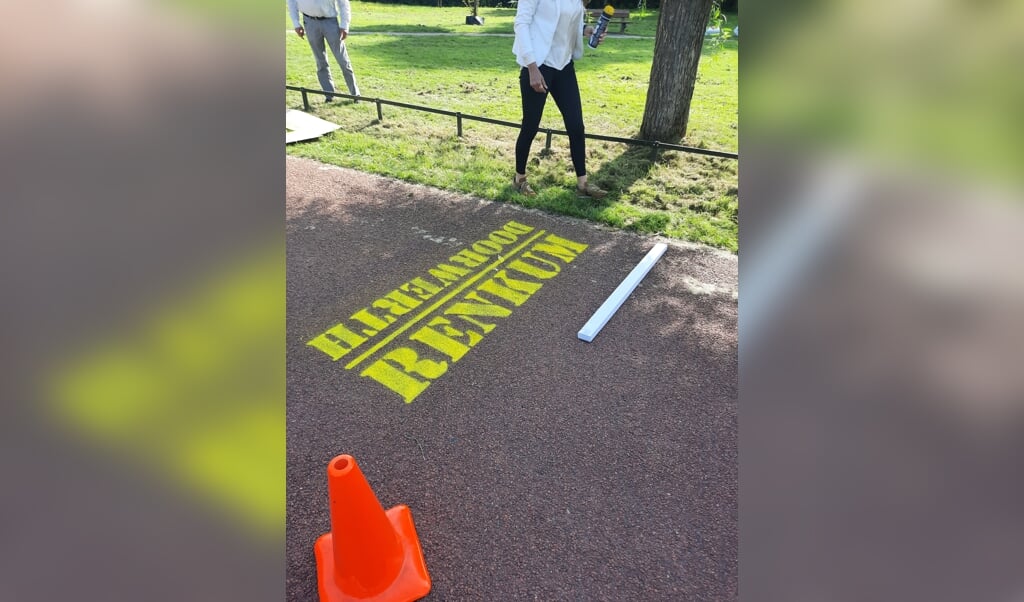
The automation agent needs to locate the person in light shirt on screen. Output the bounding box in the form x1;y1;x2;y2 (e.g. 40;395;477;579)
288;0;361;101
512;0;607;199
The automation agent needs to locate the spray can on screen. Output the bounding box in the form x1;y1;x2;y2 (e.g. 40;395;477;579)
588;5;615;49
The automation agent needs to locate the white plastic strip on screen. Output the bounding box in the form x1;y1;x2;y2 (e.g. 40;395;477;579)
578;243;668;342
740;159;860;358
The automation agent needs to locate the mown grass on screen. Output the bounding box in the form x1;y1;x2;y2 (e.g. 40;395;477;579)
286;4;738;251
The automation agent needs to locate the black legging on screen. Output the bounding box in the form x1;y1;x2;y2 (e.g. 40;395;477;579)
515;61;587;177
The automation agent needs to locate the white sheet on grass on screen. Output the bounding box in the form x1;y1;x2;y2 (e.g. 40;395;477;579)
286;109;340;144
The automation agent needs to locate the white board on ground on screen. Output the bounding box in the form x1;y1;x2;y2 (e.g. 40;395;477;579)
578;243;668;342
286;109;341;144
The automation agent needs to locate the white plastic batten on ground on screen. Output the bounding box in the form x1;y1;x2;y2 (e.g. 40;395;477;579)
578;243;668;342
740;159;860;359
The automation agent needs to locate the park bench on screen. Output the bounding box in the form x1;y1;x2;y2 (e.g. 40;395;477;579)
587;8;631;34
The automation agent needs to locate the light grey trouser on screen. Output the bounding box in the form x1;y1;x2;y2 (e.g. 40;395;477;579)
303;16;360;97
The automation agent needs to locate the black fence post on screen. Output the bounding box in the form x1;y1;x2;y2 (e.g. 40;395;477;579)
301;90;310;111
545;130;552;150
650;140;660;161
457;113;463;137
376;99;383;121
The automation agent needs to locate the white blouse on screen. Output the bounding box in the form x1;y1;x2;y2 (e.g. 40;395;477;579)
513;0;586;69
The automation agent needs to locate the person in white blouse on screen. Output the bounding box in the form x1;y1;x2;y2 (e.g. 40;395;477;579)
288;0;361;101
512;0;607;199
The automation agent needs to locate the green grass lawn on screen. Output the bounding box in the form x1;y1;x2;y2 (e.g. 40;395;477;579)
286;3;738;251
285;3;679;37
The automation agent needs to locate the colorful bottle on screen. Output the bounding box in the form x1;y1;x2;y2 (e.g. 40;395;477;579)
588;5;616;49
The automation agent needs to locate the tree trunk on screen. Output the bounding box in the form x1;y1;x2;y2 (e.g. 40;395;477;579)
639;0;715;143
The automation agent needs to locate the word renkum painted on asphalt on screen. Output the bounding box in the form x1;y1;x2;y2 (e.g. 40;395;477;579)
307;220;588;403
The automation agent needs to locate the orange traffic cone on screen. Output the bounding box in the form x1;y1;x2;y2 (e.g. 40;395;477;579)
314;455;431;602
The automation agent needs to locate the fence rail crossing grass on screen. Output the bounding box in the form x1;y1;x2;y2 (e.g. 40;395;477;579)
286;86;739;160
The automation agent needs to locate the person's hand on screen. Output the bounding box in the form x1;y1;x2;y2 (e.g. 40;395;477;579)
583;26;607;45
295;26;305;38
527;64;547;94
341;29;348;40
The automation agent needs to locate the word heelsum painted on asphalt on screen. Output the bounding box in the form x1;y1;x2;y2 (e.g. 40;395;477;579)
307;220;588;403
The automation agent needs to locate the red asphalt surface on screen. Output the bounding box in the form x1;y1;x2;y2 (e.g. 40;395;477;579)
286;156;737;600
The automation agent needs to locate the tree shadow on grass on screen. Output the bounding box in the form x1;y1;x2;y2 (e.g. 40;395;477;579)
355;24;455;34
588;142;658;207
350;32;662;72
585;139;739;242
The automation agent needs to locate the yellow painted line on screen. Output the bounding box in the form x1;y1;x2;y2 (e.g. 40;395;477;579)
344;229;547;369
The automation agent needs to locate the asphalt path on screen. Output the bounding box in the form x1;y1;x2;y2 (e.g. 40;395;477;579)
286;156;737;600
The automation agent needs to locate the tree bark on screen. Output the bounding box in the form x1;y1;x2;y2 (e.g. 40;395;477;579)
639;0;715;143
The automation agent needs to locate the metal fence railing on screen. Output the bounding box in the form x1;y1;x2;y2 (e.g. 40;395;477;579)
286;85;738;161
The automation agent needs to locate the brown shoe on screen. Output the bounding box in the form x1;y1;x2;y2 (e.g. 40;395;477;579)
513;176;537;197
577;182;608;199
